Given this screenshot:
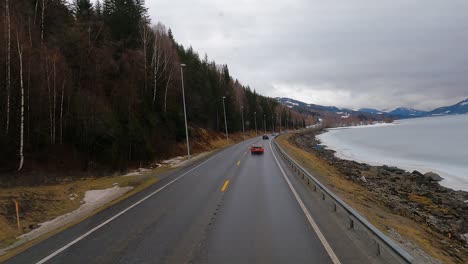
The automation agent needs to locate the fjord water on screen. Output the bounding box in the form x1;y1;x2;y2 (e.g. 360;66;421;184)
318;115;468;191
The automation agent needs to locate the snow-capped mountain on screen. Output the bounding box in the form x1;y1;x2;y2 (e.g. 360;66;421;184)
276;97;468;120
387;108;427;118
429;98;468;116
358;108;384;115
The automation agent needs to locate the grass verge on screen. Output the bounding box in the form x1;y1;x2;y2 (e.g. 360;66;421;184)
0;167;167;262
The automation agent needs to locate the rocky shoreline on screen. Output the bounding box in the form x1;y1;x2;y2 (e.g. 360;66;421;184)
292;130;468;262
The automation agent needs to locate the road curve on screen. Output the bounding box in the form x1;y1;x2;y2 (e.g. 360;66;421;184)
4;137;385;264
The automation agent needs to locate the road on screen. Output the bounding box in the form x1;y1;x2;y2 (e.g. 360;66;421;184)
4;137;384;264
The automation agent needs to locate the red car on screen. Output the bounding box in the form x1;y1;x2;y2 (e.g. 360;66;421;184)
250;144;264;154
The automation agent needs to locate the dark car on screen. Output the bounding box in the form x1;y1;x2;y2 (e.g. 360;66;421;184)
262;134;269;140
250;144;264;154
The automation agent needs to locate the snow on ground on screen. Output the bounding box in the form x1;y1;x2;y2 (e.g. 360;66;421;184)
123;167;152;177
0;186;133;255
161;152;212;168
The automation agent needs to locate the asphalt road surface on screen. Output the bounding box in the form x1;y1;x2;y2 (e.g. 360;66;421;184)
4;137;387;264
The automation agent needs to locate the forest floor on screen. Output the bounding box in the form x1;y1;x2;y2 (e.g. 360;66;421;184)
0;128;257;258
276;131;467;264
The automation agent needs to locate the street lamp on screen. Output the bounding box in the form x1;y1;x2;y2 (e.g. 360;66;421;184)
279;112;282;134
263;114;266;134
180;64;190;159
241;106;245;141
272;114;275;133
254;112;257;137
222;96;228;144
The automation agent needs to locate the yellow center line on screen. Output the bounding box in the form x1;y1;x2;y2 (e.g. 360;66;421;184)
221;179;230;192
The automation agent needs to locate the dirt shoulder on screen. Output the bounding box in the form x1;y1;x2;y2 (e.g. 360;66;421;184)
276;130;468;264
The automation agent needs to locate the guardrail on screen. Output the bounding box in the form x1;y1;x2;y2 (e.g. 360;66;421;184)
273;138;414;264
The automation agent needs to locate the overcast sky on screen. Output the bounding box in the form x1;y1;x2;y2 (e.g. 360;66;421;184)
146;0;468;110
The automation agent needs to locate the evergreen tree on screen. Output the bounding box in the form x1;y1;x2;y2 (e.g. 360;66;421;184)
95;0;102;17
73;0;93;20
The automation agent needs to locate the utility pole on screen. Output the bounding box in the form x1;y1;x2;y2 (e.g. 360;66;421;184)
241;106;245;140
222;96;228;144
279;112;282;134
263;114;266;134
272;114;275;133
254;111;257;136
180;64;190;159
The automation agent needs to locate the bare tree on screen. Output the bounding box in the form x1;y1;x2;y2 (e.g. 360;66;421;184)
164;66;173;113
151;24;168;106
139;21;151;93
17;32;25;171
60;79;65;144
45;54;53;143
5;0;11;134
52;54;57;144
41;0;45;44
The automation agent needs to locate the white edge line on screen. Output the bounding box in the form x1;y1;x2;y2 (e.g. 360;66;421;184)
35;148;228;264
269;141;342;264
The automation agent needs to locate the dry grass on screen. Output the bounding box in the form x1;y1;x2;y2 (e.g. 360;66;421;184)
0;167;166;250
276;133;456;264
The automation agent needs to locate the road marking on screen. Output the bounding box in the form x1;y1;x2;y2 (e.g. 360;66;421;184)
269;141;342;264
34;153;221;264
221;180;230;192
236;160;241;166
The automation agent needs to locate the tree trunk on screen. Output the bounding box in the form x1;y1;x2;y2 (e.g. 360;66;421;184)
41;0;45;44
52;56;56;144
5;0;11;134
46;56;53;144
164;69;172;113
60;79;65;144
17;33;25;171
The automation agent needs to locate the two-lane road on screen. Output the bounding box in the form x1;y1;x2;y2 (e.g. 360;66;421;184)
4;137;380;264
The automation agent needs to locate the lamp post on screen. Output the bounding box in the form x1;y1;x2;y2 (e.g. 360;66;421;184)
279;112;282;134
263;114;266;134
241;106;245;141
272;114;275;133
222;96;228;144
254;111;257;137
180;64;190;159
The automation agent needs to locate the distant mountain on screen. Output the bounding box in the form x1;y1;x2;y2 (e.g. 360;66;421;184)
276;97;468;121
275;97;389;124
358;108;384;115
276;97;341;113
387;108;428;118
429;98;468;116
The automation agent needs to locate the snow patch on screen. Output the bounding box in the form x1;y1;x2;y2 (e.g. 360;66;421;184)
123;168;151;177
0;186;133;255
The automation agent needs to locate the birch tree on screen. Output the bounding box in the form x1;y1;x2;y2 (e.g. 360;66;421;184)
164;65;173;113
139;21;151;93
60;79;65;144
5;0;11;134
17;32;25;171
41;0;46;44
52;54;57;144
151;24;168;106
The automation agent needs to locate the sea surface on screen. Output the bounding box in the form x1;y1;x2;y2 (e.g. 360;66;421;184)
317;115;468;191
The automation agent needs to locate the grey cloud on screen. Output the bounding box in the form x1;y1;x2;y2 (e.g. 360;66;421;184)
147;0;468;110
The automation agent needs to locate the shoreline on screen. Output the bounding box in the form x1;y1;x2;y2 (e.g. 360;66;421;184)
317;117;468;192
318;137;468;192
290;129;468;263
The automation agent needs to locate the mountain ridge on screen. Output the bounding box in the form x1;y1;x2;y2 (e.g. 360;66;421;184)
277;97;468;119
